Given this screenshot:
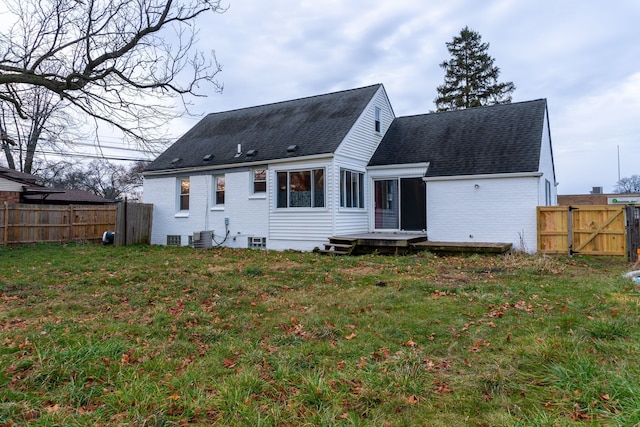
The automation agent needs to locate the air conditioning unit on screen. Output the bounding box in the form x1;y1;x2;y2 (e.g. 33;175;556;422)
193;230;213;249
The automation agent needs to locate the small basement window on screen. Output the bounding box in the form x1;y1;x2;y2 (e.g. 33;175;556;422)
167;235;182;246
248;236;266;249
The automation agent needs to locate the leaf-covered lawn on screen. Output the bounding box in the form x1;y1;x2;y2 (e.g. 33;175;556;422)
0;244;638;426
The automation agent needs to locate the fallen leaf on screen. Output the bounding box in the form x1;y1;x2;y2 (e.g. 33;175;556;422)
434;381;452;394
403;339;417;347
357;357;368;369
407;395;419;404
345;333;357;340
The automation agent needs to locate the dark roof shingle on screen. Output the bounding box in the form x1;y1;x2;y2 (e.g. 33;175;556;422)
368;99;547;177
145;84;382;172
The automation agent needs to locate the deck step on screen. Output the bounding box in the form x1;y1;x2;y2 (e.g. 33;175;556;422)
319;238;357;255
325;243;354;249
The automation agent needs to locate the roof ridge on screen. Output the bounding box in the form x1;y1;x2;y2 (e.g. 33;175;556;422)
400;98;546;120
204;84;383;117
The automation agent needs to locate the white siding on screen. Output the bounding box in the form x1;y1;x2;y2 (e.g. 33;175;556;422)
426;176;540;252
0;178;22;192
333;157;370;235
335;86;394;162
268;159;334;251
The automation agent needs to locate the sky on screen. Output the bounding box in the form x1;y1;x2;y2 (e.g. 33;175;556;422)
167;0;640;195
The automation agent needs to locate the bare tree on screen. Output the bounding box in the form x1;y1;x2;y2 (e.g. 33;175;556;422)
1;85;82;173
614;175;640;194
0;0;224;149
35;159;149;201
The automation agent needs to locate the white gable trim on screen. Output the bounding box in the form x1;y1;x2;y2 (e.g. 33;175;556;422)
368;162;430;171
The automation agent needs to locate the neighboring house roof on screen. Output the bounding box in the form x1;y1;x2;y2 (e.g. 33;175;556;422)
0;166;113;204
144;84;383;173
0;166;39;184
22;188;114;204
369;99;548;177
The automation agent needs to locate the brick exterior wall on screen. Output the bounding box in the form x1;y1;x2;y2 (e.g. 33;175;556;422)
557;193;640;205
0;191;21;204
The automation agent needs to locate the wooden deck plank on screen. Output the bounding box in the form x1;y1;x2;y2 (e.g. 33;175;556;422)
412;241;512;254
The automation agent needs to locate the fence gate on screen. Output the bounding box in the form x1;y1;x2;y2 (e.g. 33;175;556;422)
538;205;627;257
627;205;640;262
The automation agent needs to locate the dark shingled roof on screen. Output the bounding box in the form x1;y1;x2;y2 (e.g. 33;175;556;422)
368;99;548;177
145;84;383;172
0;166;38;183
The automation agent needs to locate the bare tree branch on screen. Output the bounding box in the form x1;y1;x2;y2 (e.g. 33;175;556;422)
0;0;225;144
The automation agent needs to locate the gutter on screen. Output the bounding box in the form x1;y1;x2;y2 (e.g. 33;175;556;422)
142;153;335;177
422;171;543;182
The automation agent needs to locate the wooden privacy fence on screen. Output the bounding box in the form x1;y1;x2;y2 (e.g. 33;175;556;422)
0;202;153;246
538;205;633;258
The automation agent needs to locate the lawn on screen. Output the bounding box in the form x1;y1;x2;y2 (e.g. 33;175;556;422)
0;244;638;426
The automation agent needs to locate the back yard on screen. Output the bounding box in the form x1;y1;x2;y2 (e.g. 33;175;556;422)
0;244;638;426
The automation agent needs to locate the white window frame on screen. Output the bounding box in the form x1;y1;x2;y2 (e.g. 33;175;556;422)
252;168;267;194
276;168;325;209
213;175;225;206
340;169;365;209
374;106;381;133
177;177;190;211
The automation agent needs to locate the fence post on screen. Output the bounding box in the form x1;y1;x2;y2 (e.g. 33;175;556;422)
69;205;74;242
3;202;8;246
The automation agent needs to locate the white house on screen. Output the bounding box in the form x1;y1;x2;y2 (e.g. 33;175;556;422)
143;84;556;252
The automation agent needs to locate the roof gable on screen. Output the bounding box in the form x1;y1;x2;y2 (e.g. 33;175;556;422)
369;99;548;177
145;84;383;172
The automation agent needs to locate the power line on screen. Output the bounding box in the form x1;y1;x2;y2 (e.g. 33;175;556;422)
4;146;154;162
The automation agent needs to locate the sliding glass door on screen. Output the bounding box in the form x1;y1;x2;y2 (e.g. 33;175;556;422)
374;178;426;231
374;179;399;229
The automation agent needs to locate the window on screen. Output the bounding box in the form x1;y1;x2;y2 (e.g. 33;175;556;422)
277;169;325;208
214;175;225;205
340;169;364;208
248;236;267;249
253;169;266;193
178;178;189;210
167;235;182;246
545;179;552;206
374;107;381;133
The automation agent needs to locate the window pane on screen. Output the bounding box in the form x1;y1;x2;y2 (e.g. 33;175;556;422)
345;171;353;208
254;169;266;193
313;169;324;207
277;172;287;208
358;173;364;208
290;171;311;207
179;179;189;210
340;170;345;207
180;195;189;210
215;176;225;205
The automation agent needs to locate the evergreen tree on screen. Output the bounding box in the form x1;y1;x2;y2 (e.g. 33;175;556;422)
435;27;515;111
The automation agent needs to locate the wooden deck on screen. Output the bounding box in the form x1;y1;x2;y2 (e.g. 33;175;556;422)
412;241;513;254
319;233;512;255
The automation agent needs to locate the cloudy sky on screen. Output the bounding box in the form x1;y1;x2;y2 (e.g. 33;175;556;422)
169;0;640;195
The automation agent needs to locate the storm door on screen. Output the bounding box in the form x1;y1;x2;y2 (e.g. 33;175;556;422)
400;177;426;231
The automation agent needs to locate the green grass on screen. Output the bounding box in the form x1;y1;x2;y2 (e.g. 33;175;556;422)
0;243;638;426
